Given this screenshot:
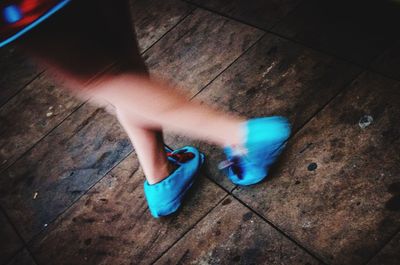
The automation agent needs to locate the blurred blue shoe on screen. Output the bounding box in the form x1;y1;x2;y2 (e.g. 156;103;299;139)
144;146;205;218
219;116;291;186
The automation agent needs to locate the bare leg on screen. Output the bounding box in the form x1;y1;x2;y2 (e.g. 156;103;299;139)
89;73;246;148
116;110;175;184
18;0;245;184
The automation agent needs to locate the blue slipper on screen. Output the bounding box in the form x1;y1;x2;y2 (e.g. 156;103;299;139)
144;146;205;218
219;116;291;186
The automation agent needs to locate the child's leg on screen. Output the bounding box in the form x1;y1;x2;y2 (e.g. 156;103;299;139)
116;111;174;185
18;0;245;184
17;0;177;184
90;74;246;148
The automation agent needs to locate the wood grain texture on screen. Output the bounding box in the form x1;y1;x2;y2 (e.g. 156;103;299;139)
370;40;400;81
5;249;36;265
233;72;400;264
0;104;132;242
0;72;82;172
368;231;400;265
0;0;197;244
0;0;194;174
187;0;302;30
166;33;360;190
29;154;227;265
144;8;264;96
131;0;195;52
273;0;400;65
0;211;22;265
155;196;321;265
0;46;43;107
0;5;262;246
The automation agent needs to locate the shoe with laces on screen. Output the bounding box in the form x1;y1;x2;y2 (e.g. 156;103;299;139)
219;116;291;186
144;146;205;218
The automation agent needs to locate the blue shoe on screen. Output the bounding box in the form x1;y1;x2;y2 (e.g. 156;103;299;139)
219;116;291;186
144;146;205;218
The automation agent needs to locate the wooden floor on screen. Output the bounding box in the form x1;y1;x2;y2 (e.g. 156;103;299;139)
1;0;400;264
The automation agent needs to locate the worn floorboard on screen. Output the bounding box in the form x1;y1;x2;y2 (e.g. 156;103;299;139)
370;40;400;81
186;0;302;30
233;71;400;265
144;8;263;96
0;211;23;265
0;104;132;242
1;1;399;264
0;72;82;172
131;0;194;52
0;0;195;241
167;33;361;190
29;154;227;265
368;231;400;265
5;249;36;265
0;46;43;107
273;0;400;66
0;0;193;175
155;196;321;265
0;5;261;245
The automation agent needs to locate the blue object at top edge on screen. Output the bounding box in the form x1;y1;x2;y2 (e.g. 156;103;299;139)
0;0;71;48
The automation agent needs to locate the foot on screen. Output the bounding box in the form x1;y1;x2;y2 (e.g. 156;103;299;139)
220;116;291;186
144;146;205;218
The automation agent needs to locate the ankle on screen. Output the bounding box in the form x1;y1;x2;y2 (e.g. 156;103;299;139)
146;160;178;185
223;120;247;148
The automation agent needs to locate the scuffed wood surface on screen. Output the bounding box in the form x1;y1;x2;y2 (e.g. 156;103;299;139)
0;0;195;174
132;0;195;52
167;33;360;190
0;105;132;242
0;1;399;264
187;0;302;29
144;8;264;96
233;72;400;265
155;197;321;265
0;5;262;247
0;72;82;172
29;154;227;265
0;46;43;107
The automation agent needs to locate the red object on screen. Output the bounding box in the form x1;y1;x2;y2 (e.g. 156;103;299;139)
167;152;195;163
1;0;68;46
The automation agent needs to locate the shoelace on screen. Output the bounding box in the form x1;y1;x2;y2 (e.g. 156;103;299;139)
166;149;194;163
218;155;244;179
219;142;287;179
218;145;249;178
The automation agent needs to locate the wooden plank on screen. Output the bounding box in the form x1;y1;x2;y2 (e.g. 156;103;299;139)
0;72;82;172
132;0;194;52
187;0;302;30
368;231;400;265
144;8;264;96
166;33;360;190
0;0;194;173
0;46;43;107
0;104;132;242
6;249;36;265
233;72;400;264
29;154;227;265
0;211;23;265
273;0;400;65
155;196;321;264
370;40;400;81
0;7;260;243
0;0;192;107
